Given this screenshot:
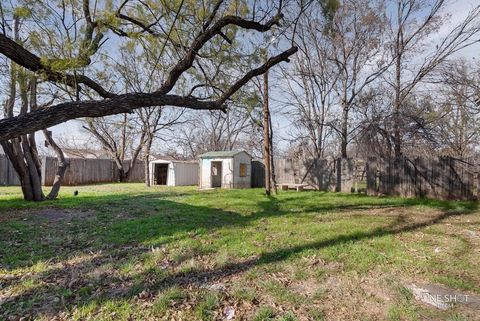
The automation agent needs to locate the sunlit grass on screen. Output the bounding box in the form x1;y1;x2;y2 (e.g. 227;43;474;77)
0;184;479;320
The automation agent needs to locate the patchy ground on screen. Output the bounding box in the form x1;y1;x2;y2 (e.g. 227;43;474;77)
0;184;479;320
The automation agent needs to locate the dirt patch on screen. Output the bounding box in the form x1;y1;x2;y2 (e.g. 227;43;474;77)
0;207;97;223
36;208;95;222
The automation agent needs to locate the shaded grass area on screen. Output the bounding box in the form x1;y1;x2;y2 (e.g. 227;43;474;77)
0;184;479;320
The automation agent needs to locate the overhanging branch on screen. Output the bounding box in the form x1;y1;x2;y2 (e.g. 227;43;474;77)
0;33;116;98
0;46;297;141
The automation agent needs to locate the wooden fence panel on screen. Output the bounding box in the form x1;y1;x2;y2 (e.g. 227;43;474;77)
273;157;352;192
43;157;145;186
2;155;146;187
123;160;145;183
366;157;477;201
0;154;20;185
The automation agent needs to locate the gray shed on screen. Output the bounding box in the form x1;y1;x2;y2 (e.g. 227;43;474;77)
198;150;252;189
149;159;198;186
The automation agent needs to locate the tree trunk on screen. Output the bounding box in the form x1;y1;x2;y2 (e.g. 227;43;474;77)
43;130;69;200
340;104;349;158
20;136;44;201
393;52;402;158
1;138;44;201
263;68;271;196
143;137;153;187
393;8;404;158
269;110;277;194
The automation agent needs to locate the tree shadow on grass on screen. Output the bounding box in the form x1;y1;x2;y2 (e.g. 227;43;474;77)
1;190;441;271
0;190;478;318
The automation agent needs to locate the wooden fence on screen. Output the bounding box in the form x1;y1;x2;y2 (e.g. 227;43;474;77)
367;157;478;201
2;153;478;200
0;155;145;186
274;156;478;200
0;154;21;185
42;157;144;185
273;158;363;192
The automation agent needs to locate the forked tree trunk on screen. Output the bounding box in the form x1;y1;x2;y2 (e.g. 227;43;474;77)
0;20;67;202
1;138;44;201
1;131;68;201
1;76;68;201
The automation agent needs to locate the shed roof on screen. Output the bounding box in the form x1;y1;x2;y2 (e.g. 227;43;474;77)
199;150;250;158
150;159;197;164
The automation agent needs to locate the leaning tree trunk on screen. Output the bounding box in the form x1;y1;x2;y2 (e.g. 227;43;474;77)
1;138;44;201
1;70;45;201
43;130;69;199
2;132;68;201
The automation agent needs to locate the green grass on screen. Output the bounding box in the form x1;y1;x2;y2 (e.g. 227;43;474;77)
0;184;479;320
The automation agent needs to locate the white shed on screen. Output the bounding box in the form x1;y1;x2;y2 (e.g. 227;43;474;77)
198;150;252;189
149;159;198;186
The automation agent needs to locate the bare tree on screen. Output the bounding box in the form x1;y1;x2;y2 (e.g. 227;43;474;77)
137;107;185;186
387;0;480;157
434;59;480;157
84;113;144;182
174;100;262;158
280;1;340;159
327;0;392;158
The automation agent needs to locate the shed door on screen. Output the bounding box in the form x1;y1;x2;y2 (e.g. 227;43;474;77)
155;164;168;185
211;161;222;188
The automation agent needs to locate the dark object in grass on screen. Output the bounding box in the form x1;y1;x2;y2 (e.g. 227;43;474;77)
73;190;79;196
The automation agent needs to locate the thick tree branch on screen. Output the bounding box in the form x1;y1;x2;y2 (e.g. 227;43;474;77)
0;33;116;98
0;47;297;141
158;13;284;94
219;46;298;103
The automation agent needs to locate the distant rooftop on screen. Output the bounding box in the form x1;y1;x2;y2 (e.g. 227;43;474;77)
199;150;248;158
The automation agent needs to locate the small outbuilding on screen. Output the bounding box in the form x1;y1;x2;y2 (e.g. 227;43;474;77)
198;150;252;189
149;159;198;186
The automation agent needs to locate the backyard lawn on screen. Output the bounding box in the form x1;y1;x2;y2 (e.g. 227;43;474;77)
0;184;479;320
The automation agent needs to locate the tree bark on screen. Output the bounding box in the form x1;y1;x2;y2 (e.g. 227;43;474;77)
340;104;349;158
43;130;69;199
0;40;297;142
393;20;403;158
268;108;277;194
21;135;44;201
143;137;153;187
263;68;271;196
